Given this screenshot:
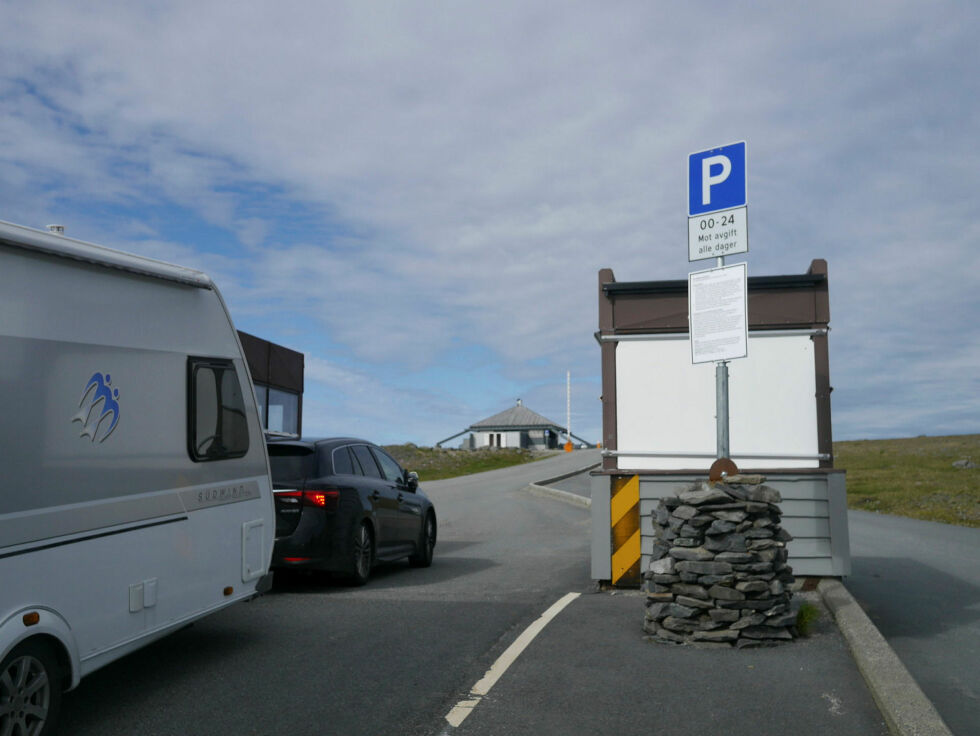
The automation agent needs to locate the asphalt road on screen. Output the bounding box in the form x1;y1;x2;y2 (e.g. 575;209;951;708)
846;510;980;736
54;451;898;736
553;467;980;734
57;451;599;736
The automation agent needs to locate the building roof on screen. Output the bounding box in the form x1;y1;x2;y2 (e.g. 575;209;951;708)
437;399;592;447
467;401;564;431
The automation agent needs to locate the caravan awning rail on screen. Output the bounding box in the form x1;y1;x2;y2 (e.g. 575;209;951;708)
0;220;213;288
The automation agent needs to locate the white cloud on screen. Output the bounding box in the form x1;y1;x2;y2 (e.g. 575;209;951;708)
2;0;978;444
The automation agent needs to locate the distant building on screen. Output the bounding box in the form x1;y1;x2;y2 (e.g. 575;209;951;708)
437;399;591;450
238;331;304;436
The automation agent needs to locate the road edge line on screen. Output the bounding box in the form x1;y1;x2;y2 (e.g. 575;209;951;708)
817;578;953;736
443;592;581;729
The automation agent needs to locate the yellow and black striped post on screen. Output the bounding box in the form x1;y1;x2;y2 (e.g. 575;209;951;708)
610;475;641;586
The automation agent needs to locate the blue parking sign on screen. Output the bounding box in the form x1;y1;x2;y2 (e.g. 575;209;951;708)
688;141;746;216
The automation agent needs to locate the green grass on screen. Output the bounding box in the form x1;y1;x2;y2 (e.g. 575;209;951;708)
383;444;554;481
386;435;979;526
835;434;979;527
795;602;821;637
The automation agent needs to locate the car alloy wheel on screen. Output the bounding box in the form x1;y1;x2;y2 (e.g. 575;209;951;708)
350;522;373;586
410;513;436;568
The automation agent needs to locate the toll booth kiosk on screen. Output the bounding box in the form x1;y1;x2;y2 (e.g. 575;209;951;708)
591;260;850;586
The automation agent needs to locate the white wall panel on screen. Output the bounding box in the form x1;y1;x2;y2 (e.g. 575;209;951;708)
615;334;819;469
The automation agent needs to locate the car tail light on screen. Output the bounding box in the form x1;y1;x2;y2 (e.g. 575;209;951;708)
276;489;340;511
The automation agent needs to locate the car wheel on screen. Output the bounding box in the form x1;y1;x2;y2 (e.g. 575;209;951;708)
0;639;62;736
349;521;374;586
409;512;436;568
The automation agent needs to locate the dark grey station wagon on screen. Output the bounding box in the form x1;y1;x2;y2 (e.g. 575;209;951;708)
267;437;436;585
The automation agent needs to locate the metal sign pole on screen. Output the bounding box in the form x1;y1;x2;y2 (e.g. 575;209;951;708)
716;360;730;458
715;254;730;459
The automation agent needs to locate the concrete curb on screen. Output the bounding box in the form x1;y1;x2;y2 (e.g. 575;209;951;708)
525;462;599;509
526;483;592;509
533;462;601;488
818;578;953;736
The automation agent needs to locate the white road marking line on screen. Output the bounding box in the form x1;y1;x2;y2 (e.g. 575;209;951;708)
445;698;482;729
444;592;581;729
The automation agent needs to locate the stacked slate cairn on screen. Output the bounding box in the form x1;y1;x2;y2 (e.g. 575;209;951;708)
643;474;796;648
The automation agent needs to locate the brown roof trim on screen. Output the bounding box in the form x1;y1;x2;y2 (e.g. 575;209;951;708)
603;272;825;297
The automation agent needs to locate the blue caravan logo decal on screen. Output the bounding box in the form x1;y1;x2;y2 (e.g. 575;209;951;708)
71;372;121;443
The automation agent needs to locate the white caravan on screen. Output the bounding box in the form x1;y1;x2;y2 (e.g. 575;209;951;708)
0;220;275;734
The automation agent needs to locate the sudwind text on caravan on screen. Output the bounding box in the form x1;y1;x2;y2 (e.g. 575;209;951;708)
198;484;255;504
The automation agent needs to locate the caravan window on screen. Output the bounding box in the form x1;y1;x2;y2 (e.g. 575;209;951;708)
188;358;250;461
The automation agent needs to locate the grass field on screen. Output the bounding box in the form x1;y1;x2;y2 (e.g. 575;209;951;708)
383;444;552;481
835;434;980;527
385;435;980;528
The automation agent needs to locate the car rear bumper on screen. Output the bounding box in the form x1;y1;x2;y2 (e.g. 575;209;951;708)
272;511;355;573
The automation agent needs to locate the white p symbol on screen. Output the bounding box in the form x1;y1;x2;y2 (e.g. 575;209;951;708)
702;155;732;206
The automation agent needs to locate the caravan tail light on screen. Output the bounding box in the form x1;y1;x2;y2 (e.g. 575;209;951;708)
276;489;340;511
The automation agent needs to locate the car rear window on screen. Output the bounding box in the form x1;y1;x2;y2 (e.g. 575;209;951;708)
267;444;316;482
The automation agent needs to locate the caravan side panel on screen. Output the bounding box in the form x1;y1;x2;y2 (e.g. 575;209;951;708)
0;238;274;685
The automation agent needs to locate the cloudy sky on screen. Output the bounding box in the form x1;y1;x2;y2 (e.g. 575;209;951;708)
2;1;977;445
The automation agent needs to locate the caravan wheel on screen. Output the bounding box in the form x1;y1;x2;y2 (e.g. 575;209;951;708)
0;640;62;736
